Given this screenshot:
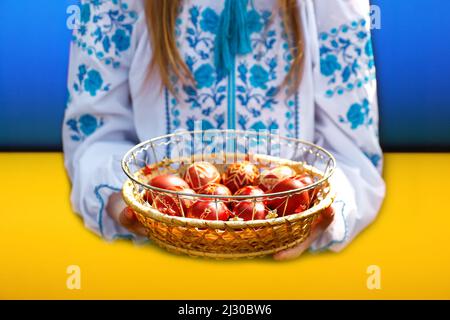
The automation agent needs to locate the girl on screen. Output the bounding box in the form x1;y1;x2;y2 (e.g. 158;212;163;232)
63;0;385;260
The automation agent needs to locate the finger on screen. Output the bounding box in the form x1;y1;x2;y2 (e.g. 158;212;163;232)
127;225;148;237
312;207;335;232
273;222;324;261
119;207;138;227
119;208;148;236
127;223;149;237
273;240;310;261
319;206;335;230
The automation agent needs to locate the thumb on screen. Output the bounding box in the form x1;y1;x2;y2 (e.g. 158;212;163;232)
273;238;312;260
118;207;148;237
119;207;139;227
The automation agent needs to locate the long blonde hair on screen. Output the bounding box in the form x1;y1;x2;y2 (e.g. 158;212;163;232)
145;0;304;94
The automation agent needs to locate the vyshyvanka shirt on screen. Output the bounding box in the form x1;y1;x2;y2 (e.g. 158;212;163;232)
63;0;385;251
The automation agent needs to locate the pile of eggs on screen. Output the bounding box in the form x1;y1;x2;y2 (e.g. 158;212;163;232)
143;161;316;221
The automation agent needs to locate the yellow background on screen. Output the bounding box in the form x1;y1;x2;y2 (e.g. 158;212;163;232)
0;152;449;299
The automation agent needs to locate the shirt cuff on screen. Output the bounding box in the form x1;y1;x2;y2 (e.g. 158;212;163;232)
73;152;148;243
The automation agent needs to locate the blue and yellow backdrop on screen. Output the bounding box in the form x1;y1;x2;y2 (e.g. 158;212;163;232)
0;0;449;299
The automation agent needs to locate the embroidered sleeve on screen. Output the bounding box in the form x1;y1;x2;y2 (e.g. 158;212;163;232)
63;0;144;241
311;0;385;252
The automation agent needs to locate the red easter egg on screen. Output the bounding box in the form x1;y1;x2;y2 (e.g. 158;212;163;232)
197;183;232;197
150;174;189;190
297;173;316;198
232;201;267;221
259;165;296;191
153;188;195;217
183;162;221;191
232;186;265;208
222;161;260;193
143;190;153;205
148;174;190;206
187;200;231;221
267;176;310;216
234;185;265;197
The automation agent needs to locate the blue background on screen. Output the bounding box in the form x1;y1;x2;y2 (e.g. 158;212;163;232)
0;0;449;151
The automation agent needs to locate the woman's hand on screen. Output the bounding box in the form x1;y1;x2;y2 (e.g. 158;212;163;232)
273;207;334;261
106;192;148;236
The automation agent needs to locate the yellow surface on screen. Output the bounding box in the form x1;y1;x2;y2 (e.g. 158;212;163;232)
0;152;449;300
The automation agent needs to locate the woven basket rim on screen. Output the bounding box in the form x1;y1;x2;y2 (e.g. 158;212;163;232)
121;130;336;200
123;179;336;229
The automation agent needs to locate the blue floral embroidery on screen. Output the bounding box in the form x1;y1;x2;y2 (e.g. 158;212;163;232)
235;10;276;132
194;63;215;88
319;18;376;98
237;115;279;131
80;3;91;23
187;6;215;59
73;64;110;96
236;60;278;120
320;54;342;77
167;5;228;131
66;88;73;106
186;116;224;131
66;114;104;141
72;0;138;68
246;10;264;33
339;98;373;130
364;151;381;167
111;29;130;52
200;8;219;34
182;60;226;113
283;97;299;137
281;27;300;138
234;8;299;137
166;4;298;139
365;40;375;69
85;70;104;95
236;58;277;103
250;11;275;61
249;65;269;89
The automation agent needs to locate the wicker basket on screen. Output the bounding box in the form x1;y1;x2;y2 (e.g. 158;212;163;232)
122;130;336;259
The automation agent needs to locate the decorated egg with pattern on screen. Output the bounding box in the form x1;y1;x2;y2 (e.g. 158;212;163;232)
266;176;310;216
232;201;267;221
147;174;190;205
183;162;221;191
232;186;265;208
259;165;296;191
222;162;260;193
153;188;195;217
187;200;232;221
234;186;265;197
197;183;232;197
149;174;190;191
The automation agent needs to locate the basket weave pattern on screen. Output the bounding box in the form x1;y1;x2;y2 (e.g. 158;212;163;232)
122;130;336;259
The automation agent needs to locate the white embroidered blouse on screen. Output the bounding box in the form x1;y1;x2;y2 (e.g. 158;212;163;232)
63;0;385;251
